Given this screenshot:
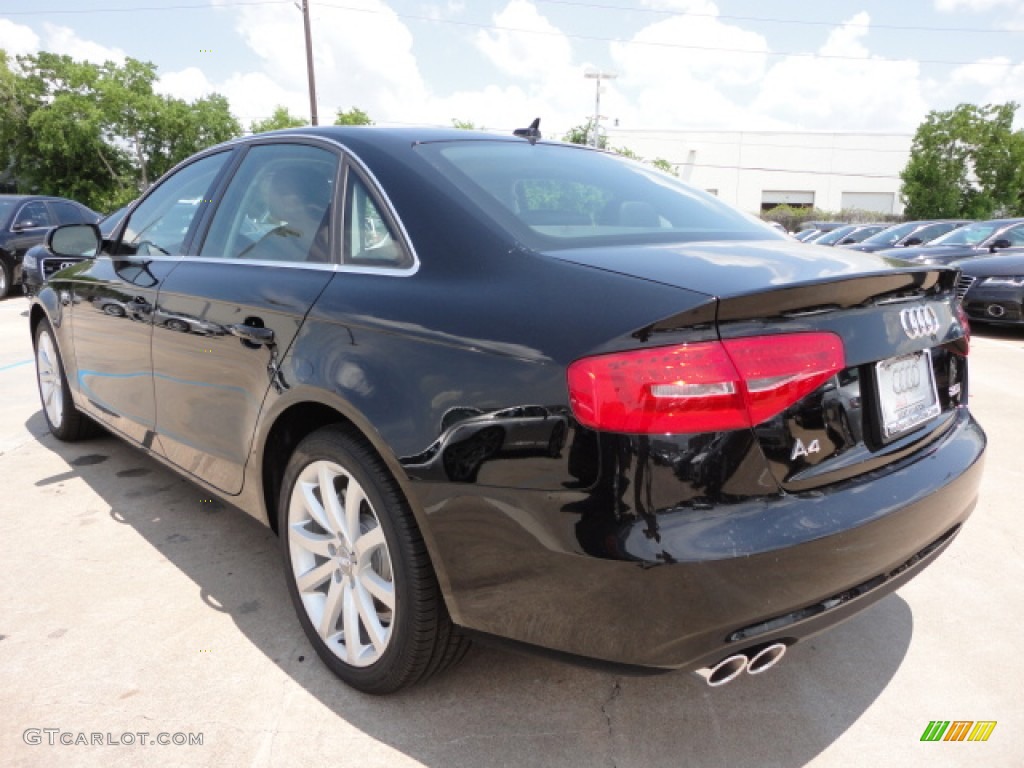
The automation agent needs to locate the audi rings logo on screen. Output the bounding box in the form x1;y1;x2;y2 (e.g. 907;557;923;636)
891;361;922;395
899;306;941;339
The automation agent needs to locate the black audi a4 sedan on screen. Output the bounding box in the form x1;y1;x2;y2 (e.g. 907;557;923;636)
29;126;986;693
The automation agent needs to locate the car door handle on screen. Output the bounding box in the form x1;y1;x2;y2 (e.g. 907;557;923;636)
228;323;275;346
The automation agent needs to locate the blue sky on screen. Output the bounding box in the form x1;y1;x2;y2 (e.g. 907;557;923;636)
3;0;1024;136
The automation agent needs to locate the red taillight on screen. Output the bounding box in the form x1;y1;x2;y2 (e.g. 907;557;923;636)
567;332;845;434
955;301;971;353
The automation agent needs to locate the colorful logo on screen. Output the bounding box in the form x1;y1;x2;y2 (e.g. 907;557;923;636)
920;721;997;742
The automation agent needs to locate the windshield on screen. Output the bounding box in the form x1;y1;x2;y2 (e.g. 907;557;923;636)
929;221;1002;246
415;141;781;248
860;222;918;247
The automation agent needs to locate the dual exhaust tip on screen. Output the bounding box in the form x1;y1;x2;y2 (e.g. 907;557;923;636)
697;642;788;687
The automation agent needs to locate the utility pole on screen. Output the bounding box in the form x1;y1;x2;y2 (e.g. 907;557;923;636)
584;71;617;147
298;0;318;125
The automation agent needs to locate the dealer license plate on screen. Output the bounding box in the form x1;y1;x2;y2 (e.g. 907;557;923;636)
875;350;942;440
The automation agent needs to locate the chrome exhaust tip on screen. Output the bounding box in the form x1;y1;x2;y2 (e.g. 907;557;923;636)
746;642;788;675
696;654;748;687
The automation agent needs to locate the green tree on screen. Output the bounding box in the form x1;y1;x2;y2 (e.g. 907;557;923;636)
562;119;605;148
901;102;1024;219
1;51;241;210
334;106;373;126
451;118;479;130
250;106;306;134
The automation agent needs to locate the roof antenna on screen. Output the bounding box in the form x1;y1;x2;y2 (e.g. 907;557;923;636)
513;118;542;144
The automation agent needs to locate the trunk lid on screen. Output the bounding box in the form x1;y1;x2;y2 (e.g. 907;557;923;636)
549;240;970;491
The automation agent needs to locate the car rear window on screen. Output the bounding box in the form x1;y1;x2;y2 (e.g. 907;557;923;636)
415;140;779;248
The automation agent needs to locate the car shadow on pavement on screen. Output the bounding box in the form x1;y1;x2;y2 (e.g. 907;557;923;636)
29;418;915;768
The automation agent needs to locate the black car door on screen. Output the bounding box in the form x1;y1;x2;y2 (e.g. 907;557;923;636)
67;150;234;444
150;139;339;494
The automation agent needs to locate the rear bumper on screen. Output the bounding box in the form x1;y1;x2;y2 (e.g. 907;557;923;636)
429;408;985;670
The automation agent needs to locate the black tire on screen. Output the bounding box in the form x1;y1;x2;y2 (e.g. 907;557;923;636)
279;425;469;694
33;319;102;441
0;257;11;299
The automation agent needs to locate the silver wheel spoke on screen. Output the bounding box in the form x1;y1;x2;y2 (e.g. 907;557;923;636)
36;333;64;428
341;580;362;663
319;577;344;639
354;525;385;560
318;464;347;539
290;524;334;558
300;480;331;533
296;559;335;593
344;481;366;547
359;569;395;611
355;583;387;652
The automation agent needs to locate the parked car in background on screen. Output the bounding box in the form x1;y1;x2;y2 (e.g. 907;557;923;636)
886;218;1024;265
813;224;887;247
21;204;129;297
953;249;1024;326
842;220;971;253
29;125;984;694
0;195;99;298
795;221;846;242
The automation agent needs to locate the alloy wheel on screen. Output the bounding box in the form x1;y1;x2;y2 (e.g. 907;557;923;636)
287;460;395;667
36;330;64;429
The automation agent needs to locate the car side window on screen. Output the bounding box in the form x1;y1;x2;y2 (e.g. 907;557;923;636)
13;201;54;230
50;201;87;225
199;143;338;263
1004;224;1024;245
344;172;410;268
117;151;230;257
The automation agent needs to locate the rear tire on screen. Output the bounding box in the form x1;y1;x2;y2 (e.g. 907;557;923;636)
34;319;102;441
279;425;469;693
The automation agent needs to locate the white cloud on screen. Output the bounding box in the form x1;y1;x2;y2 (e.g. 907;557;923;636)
0;19;41;58
477;0;574;80
935;0;1021;11
753;13;928;132
42;23;126;65
947;56;1024;112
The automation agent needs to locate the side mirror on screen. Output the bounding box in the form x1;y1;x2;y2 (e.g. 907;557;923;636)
903;237;922;247
12;221;35;231
47;223;101;258
989;238;1012;252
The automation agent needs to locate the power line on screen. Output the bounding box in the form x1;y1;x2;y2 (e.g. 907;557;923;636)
312;1;1018;68
2;0;288;14
8;0;1018;68
676;162;901;180
535;0;1020;36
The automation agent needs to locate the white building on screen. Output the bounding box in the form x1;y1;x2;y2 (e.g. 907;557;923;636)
605;129;912;216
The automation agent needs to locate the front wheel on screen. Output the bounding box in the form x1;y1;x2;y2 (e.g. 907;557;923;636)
279;426;469;693
34;319;101;441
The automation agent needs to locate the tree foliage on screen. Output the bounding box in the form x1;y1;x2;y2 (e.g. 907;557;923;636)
900;102;1024;219
250;106;307;134
561;119;678;176
0;50;241;211
334;106;373;126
